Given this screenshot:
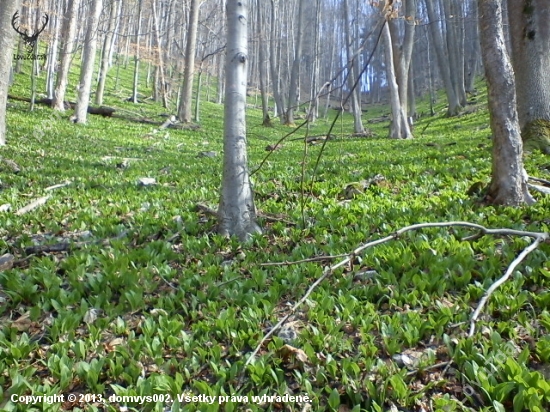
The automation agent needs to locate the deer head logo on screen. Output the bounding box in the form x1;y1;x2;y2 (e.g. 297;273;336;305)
11;11;49;56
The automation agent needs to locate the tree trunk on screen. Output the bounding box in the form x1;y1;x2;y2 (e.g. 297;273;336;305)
507;0;550;154
53;0;80;111
96;0;120;105
424;0;461;116
343;0;365;134
479;0;534;205
74;0;103;123
131;0;143;104
465;0;480;93
0;0;22;146
256;0;271;126
285;0;305;125
218;0;261;241
177;0;200;123
442;0;467;106
151;0;168;108
46;1;62;100
269;0;285;123
383;22;413;139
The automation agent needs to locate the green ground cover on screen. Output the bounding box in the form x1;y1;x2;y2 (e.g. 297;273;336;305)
1;61;550;411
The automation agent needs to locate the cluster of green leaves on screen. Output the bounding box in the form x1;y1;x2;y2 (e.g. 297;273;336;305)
1;59;550;412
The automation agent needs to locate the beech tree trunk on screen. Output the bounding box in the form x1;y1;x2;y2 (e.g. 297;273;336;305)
285;0;305;125
507;0;550;154
130;0;143;104
269;0;285;122
177;0;200;123
479;0;534;205
96;0;120;105
343;0;365;134
383;22;412;139
256;0;271;126
53;0;80;111
74;0;103;123
425;0;461;116
0;0;22;146
218;0;261;241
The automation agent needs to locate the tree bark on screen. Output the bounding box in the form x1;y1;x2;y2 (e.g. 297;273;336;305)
424;0;461;116
269;0;285;122
130;0;143;104
177;0;200;123
74;0;103;123
218;0;261;241
285;0;305;125
53;0;80;111
383;22;412;139
479;0;534;205
0;0;22;146
151;0;168;108
96;0;120;105
256;0;271;126
46;0;62;100
343;0;365;134
507;0;550;154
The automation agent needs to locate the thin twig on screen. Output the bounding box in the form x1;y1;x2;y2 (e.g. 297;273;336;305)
44;181;72;191
259;253;348;267
406;361;452;377
245;221;548;366
468;236;544;337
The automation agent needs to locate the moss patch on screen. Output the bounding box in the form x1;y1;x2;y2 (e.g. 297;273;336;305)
523;118;550;155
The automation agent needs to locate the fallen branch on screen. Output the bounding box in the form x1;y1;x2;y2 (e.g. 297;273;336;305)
23;231;129;256
468;236;544;337
8;95;115;117
529;176;550;186
245;221;548;366
528;183;550;195
0;254;14;271
15;195;51;216
160;115;177;130
260;253;348;267
0;158;21;173
45;181;72;191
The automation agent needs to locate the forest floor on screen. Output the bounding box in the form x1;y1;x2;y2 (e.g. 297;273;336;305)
1;63;550;411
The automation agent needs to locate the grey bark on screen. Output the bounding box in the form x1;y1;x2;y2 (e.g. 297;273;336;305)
151;0;168;108
74;0;103;123
442;0;467;106
96;0;120;105
507;0;550;154
0;0;22;146
383;22;412;139
256;0;271;126
479;0;533;205
53;0;80;111
285;0;305;125
46;0;62;99
388;0;415;137
343;0;365;134
424;0;461;116
269;0;285;122
177;0;200;123
465;0;480;93
131;0;143;103
218;0;261;241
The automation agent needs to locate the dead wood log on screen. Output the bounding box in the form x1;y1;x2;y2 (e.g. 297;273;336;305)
8;95;116;117
0;254;15;271
15;196;51;216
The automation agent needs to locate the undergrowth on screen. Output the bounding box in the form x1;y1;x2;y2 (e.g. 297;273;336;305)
0;58;550;411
